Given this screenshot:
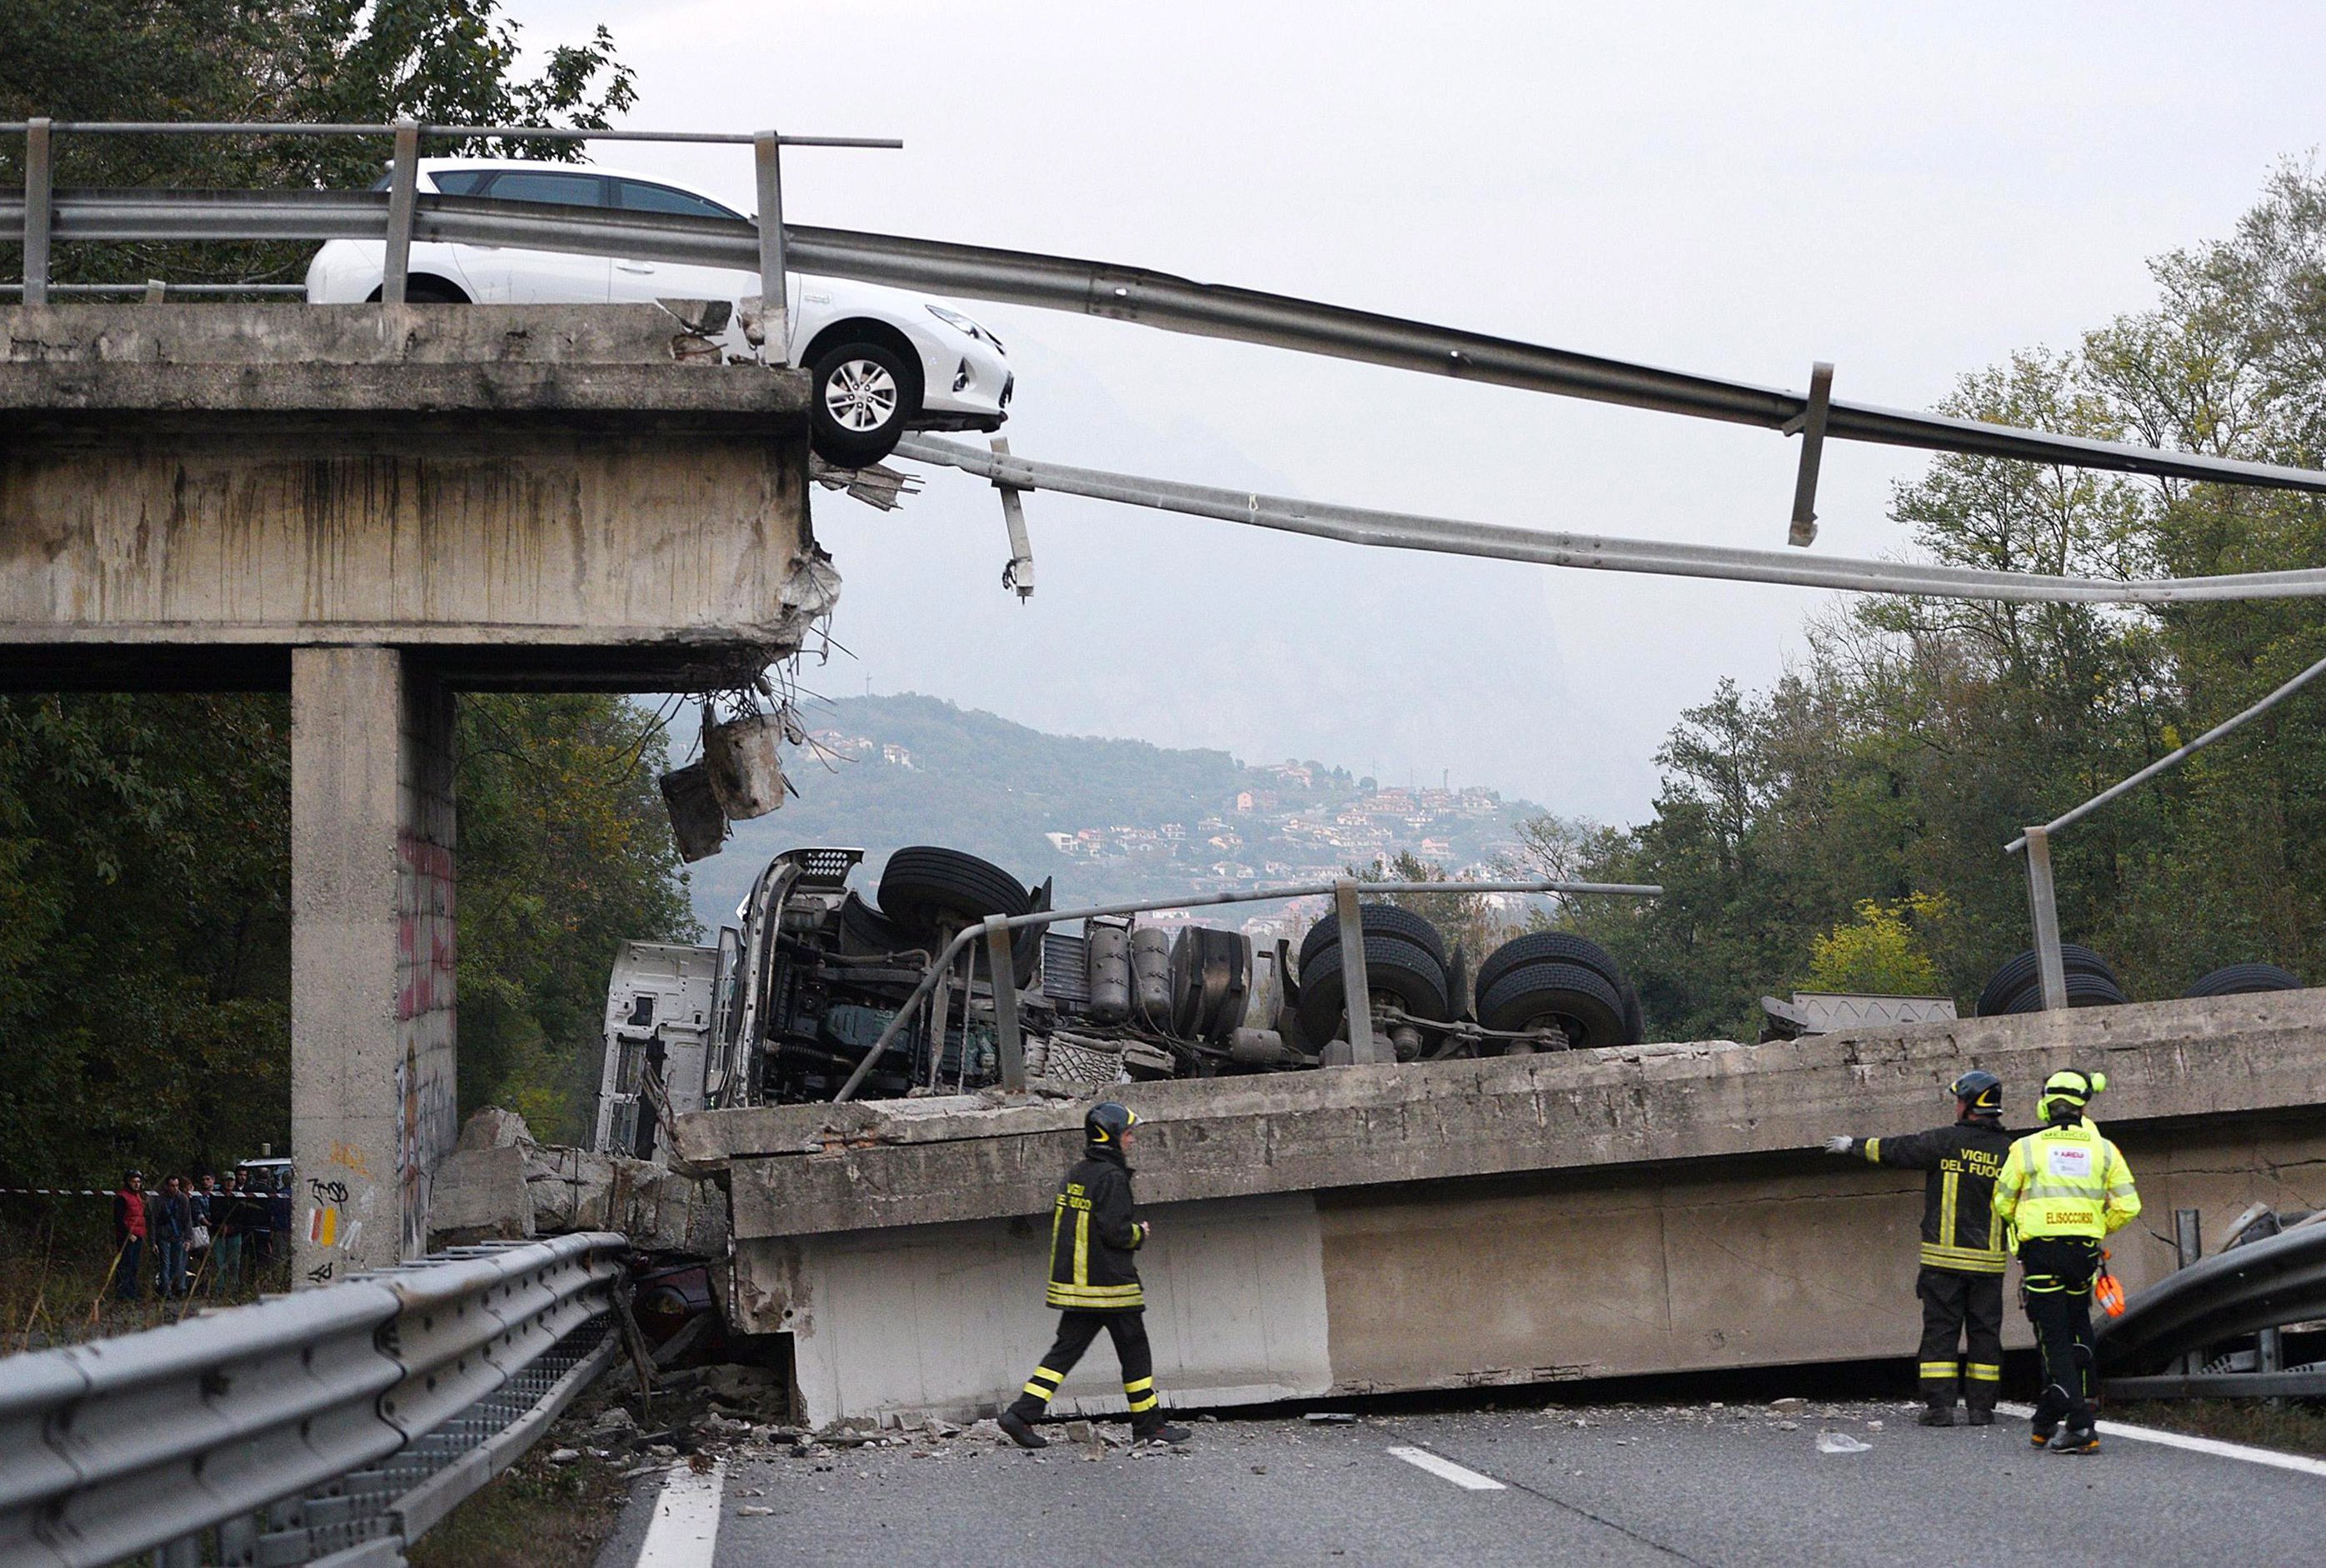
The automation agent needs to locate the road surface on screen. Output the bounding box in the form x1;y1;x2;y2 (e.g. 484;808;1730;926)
597;1399;2325;1568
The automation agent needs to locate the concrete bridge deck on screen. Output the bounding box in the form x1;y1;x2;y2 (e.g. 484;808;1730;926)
676;990;2326;1426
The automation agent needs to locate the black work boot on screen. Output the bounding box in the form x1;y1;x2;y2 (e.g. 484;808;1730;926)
2048;1426;2100;1455
997;1410;1048;1450
1135;1419;1193;1445
1917;1406;1956;1427
1964;1407;1995;1426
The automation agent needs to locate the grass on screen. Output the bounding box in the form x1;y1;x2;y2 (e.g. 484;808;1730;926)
406;1446;635;1568
2111;1398;2326;1457
0;1210;294;1350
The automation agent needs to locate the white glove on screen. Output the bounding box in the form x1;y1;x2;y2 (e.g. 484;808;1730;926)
1822;1136;1855;1156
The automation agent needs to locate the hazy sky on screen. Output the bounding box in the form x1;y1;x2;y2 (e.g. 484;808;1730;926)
511;0;2326;824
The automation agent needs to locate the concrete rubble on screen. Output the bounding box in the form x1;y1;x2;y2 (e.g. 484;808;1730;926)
428;1106;727;1255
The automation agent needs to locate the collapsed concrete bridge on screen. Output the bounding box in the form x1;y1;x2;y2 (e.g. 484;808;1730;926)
673;989;2326;1427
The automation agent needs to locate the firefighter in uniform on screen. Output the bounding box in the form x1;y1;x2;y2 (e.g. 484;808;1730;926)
999;1102;1192;1449
1823;1070;2014;1426
1992;1068;2141;1456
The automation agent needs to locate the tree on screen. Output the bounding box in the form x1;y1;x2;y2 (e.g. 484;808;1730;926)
1350;851;1508;969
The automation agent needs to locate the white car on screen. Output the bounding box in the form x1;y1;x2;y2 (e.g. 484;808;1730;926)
305;158;1012;466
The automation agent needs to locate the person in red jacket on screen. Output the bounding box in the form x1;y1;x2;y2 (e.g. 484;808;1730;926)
112;1170;148;1301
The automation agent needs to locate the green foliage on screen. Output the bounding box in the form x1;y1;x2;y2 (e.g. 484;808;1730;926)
1536;165;2326;1040
1802;895;1948;997
457;696;697;1142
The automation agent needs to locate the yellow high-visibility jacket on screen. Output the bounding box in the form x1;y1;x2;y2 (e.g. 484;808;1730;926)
1992;1119;2140;1241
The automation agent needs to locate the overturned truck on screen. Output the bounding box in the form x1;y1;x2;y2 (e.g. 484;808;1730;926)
594;843;1647;1156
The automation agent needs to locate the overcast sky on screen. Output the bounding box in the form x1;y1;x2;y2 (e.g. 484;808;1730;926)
512;0;2325;824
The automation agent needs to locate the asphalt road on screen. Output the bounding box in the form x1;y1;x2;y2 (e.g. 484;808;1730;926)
604;1400;2326;1568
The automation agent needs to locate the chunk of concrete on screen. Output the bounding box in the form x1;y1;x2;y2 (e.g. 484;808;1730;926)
427;1143;533;1247
525;1142;726;1255
458;1106;537;1152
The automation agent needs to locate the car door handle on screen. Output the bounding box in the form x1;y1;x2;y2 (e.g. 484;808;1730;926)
617;260;655;273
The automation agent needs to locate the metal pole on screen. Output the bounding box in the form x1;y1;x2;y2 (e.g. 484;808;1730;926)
1787;361;1832;547
2174;1206;2204;1374
380;119;419;304
753;129;789;359
992;437;1035;599
1333;878;1382;1065
22;116;52;304
2023;826;2069;1011
986;918;1026;1092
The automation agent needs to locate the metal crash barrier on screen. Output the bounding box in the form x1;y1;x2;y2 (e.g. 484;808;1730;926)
0;1231;627;1568
2099;1215;2326;1401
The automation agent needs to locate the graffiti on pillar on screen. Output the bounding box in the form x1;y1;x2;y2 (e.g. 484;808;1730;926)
396;807;457;1261
302;1176;360;1282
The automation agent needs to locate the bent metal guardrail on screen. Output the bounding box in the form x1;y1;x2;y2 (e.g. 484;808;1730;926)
7;117;2326;508
0;1231;626;1568
2098;1219;2326;1401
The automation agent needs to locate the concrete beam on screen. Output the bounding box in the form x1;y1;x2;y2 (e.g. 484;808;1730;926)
686;989;2326;1241
0;303;821;692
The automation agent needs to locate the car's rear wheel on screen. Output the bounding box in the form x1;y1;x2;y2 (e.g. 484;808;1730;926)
811;341;920;467
363;277;469;303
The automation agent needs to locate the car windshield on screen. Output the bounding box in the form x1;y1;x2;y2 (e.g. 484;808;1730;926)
613;179;741;220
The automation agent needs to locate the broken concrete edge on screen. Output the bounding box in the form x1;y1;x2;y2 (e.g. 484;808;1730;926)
687;987;2326;1240
427;1105;728;1258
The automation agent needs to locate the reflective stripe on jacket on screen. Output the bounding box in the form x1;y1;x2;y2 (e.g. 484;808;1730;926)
1852;1121;2016;1275
1046;1147;1148;1311
1992;1120;2139;1241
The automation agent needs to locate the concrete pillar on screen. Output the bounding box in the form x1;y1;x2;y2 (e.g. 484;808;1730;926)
289;647;457;1283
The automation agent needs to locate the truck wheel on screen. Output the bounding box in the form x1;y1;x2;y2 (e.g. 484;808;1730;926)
877;846;1031;931
2185;963;2302;998
1994;970;2128;1013
1974;944;2120;1017
1478;961;1627;1051
1296;932;1448;1043
1298;905;1447;971
1475;931;1627;1004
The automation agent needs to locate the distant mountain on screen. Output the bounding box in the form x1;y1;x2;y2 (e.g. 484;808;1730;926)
681;693;1545;931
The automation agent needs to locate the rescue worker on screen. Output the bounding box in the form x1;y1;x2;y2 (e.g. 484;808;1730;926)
1991;1068;2140;1456
999;1102;1191;1449
1823;1071;2014;1426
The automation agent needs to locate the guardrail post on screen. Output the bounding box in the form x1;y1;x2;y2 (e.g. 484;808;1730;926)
985;917;1025;1092
2022;826;2069;1011
22;116;52;305
991;437;1035;599
1786;360;1832;547
753;129;789;357
381;119;419;305
1334;878;1385;1064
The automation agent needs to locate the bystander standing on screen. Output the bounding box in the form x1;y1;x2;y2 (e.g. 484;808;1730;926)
210;1172;244;1296
153;1176;192;1299
111;1171;147;1301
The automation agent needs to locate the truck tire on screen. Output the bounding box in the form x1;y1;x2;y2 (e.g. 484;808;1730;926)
836;891;909;956
1478;960;1629;1050
1994;969;2129;1014
1974;945;2120;1017
2186;962;2303;997
1475;931;1627;1005
1296;932;1449;1043
1298;905;1447;971
877;846;1032;931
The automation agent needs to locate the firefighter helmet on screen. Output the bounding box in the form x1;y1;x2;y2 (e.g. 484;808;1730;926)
2038;1068;2107;1123
1950;1070;2004;1116
1086;1101;1140;1146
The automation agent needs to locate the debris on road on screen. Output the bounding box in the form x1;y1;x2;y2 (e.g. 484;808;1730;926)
1816;1431;1874;1453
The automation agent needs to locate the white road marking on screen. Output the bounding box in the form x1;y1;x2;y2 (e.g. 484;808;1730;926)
635;1458;727;1568
1996;1402;2326;1478
1386;1445;1506;1491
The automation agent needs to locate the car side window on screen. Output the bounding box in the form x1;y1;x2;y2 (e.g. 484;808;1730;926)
430;170;492;197
614;179;741;220
477;172;610;207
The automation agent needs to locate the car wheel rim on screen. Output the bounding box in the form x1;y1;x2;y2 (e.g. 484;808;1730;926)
826;359;900;432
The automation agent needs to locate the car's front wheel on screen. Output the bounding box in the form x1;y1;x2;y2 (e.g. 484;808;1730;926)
810;341;920;467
